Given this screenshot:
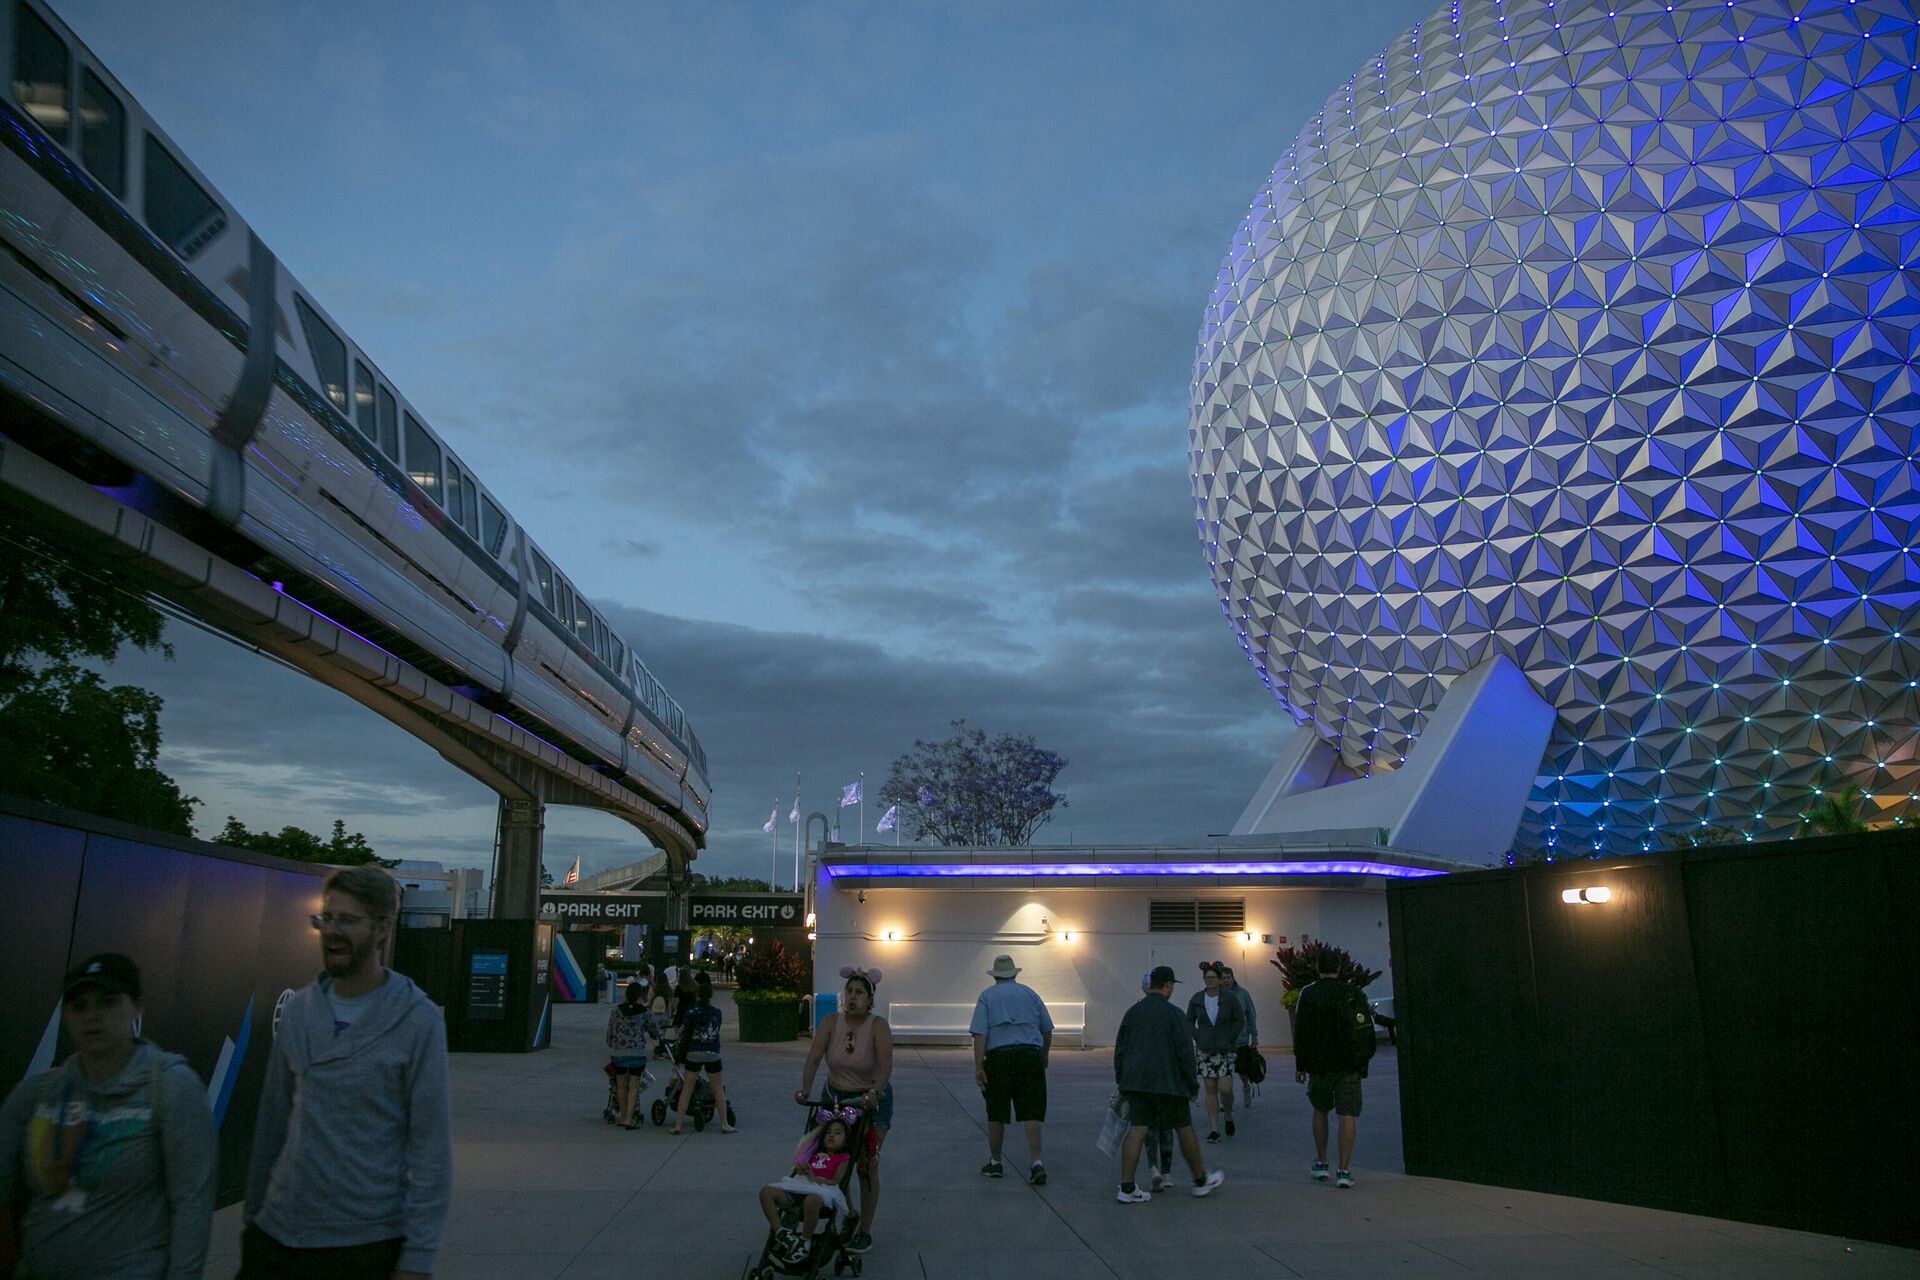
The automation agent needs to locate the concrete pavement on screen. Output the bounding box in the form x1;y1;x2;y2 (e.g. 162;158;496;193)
204;997;1918;1279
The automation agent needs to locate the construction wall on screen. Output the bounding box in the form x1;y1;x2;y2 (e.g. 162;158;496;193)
0;797;327;1206
1387;831;1920;1247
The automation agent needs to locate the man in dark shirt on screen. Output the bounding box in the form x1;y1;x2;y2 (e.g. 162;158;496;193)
1292;953;1368;1188
1112;966;1224;1202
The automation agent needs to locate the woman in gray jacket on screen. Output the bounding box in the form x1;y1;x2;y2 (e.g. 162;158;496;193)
1185;962;1245;1143
0;954;215;1280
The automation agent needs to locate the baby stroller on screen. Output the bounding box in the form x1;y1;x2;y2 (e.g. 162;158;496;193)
649;1025;738;1130
604;1060;655;1125
745;1098;870;1280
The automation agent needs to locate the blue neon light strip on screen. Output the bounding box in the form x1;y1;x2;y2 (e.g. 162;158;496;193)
823;861;1446;880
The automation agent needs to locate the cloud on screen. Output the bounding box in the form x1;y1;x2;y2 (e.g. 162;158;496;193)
604;537;660;559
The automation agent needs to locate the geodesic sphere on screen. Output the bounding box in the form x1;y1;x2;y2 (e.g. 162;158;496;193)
1190;0;1920;854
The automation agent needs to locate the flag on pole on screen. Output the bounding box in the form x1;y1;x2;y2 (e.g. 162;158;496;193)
876;805;898;833
562;856;580;886
841;779;862;807
789;796;801;822
763;805;777;834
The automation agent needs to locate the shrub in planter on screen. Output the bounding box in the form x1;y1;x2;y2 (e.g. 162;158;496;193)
1272;941;1382;1013
734;939;809;1041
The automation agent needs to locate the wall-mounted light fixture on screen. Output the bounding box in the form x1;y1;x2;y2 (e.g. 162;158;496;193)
883;929;898;941
1561;886;1613;905
1241;931;1257;944
805;911;817;929
1061;930;1075;943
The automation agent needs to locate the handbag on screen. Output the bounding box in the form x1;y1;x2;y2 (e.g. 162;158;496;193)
1095;1091;1129;1156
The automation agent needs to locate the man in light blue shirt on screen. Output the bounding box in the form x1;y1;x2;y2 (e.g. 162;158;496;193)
970;955;1054;1184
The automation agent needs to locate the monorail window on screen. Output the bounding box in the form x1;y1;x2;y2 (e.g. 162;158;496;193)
557;580;576;636
294;297;349;413
531;551;555;610
352;362;377;442
142;134;225;259
450;463;479;537
592;615;608;663
403;413;441;505
480;497;506;556
78;69;123;196
444;460;465;526
11;4;68;137
375;385;399;460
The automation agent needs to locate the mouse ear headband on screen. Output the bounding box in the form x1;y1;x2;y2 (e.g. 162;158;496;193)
839;965;883;986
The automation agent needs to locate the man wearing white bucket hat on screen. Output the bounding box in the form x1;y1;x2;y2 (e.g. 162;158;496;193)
969;954;1054;1184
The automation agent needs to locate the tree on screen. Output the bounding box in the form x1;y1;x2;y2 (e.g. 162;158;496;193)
540;862;554;889
217;815;396;867
0;505;197;835
1802;785;1868;836
878;720;1066;846
696;876;772;893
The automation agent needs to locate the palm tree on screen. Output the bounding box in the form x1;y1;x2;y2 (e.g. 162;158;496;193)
1801;784;1868;836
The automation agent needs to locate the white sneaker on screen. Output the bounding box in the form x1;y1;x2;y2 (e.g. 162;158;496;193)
1115;1186;1152;1203
1191;1170;1225;1197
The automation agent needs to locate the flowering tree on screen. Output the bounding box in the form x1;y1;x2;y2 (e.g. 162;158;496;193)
878;720;1066;846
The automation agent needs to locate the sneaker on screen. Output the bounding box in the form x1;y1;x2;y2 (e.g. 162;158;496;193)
786;1239;812;1264
720;1124;737;1134
1191;1169;1226;1198
980;1158;1004;1178
1336;1169;1354;1189
1149;1172;1173;1193
847;1232;874;1254
1115;1186;1152;1204
1311;1161;1330;1182
1224;1117;1236;1138
1028;1163;1047;1186
1206;1130;1221;1144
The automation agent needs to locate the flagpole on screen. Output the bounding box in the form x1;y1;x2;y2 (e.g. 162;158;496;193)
859;772;865;845
792;773;802;893
769;798;778;891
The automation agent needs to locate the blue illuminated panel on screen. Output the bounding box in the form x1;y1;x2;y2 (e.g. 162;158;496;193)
823;861;1447;880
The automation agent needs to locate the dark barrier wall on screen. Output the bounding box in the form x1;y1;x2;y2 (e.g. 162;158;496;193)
0;797;328;1207
1387;830;1920;1247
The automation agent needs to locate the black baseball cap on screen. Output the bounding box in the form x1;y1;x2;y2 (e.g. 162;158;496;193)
63;953;141;1000
1149;964;1180;988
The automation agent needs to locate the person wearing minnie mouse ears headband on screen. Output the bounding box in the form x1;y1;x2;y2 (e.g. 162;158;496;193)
1186;961;1246;1143
797;966;892;1255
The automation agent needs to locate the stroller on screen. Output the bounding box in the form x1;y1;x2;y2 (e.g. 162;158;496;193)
745;1098;870;1280
603;1060;655;1125
649;1022;738;1130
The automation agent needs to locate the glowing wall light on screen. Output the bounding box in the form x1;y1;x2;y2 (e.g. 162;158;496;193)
1560;887;1613;905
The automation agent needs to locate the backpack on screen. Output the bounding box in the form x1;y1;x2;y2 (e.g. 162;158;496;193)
1336;983;1377;1072
1234;1044;1267;1084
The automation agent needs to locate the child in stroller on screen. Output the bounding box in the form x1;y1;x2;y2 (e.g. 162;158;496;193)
751;1103;864;1279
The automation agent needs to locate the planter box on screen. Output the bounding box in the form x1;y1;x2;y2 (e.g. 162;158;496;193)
737;997;803;1042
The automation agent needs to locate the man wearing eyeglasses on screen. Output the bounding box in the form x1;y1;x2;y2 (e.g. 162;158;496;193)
239;865;452;1279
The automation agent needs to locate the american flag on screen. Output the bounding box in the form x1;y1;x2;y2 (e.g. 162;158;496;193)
562;856;580;886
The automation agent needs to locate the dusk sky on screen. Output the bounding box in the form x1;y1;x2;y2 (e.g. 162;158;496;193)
67;0;1437;885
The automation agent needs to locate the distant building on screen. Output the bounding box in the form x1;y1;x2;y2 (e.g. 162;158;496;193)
392;860;487;928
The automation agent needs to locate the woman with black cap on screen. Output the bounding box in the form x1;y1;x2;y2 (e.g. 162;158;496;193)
0;953;215;1279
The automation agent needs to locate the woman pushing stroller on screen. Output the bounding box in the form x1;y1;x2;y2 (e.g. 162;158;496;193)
757;1107;857;1266
606;978;657;1128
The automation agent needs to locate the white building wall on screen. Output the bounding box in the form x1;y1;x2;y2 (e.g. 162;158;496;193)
813;883;1392;1048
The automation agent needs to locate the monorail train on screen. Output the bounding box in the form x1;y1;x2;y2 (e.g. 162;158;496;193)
0;0;709;843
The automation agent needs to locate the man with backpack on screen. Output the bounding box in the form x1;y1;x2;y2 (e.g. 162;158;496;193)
1290;952;1377;1189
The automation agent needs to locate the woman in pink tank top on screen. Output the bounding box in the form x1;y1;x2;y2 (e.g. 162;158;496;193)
797;967;893;1255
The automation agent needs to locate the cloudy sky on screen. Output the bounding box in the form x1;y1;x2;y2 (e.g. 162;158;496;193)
67;0;1437;885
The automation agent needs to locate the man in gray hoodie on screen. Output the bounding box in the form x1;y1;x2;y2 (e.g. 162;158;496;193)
239;866;451;1279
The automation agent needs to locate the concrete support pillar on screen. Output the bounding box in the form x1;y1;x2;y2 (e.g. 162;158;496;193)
494;796;545;920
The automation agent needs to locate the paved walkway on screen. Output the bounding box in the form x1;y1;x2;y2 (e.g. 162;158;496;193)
205;999;1916;1279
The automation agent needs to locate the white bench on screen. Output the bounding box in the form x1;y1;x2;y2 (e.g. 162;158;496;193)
888;1001;1087;1046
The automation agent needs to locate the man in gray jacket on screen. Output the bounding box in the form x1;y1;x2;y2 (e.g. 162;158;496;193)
240;865;451;1279
1112;966;1223;1202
